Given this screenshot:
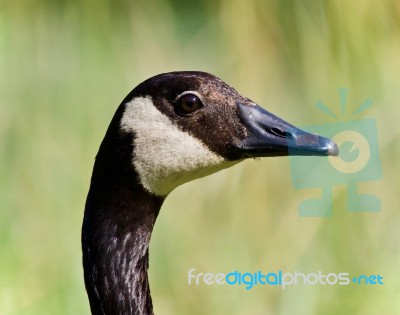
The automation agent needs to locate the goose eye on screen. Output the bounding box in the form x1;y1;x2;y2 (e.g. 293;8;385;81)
176;94;202;115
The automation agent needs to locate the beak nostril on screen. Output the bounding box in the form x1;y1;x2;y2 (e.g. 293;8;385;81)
266;127;293;139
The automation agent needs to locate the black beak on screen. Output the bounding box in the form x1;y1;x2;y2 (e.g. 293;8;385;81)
237;103;339;158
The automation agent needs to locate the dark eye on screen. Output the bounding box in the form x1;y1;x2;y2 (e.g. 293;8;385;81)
176;93;203;115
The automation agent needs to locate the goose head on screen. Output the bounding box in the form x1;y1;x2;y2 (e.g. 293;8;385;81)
117;71;337;196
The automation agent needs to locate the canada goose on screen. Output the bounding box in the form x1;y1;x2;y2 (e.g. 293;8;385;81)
82;71;338;315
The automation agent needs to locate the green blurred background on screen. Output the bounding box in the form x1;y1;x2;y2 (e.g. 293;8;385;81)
1;0;399;314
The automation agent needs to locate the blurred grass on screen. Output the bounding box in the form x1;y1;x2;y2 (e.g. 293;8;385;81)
1;0;400;314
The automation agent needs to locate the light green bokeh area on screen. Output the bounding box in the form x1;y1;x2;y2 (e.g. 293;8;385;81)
1;0;399;314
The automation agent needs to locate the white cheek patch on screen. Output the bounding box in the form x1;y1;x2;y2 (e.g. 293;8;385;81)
120;97;238;196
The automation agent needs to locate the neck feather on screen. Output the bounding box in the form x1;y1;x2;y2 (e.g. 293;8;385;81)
82;180;163;315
